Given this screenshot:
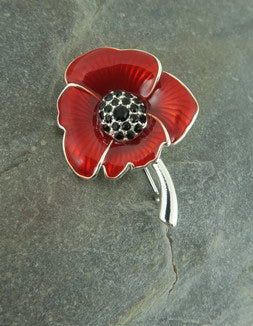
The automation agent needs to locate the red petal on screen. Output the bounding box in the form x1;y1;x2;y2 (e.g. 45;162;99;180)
57;85;111;178
103;116;167;178
148;72;199;143
65;47;161;98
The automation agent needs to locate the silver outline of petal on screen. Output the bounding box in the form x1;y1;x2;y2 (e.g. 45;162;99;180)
64;47;162;98
102;114;171;179
57;83;112;179
160;71;199;145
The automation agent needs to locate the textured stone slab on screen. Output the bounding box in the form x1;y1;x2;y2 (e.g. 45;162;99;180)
0;0;253;325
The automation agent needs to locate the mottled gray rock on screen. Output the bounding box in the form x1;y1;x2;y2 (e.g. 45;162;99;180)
0;0;253;326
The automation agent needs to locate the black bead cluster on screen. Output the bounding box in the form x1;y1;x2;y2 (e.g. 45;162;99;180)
98;90;147;141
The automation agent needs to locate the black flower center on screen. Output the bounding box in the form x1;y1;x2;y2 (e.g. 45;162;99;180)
113;106;129;121
98;90;147;141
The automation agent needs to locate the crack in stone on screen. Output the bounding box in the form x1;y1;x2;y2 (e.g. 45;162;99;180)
108;275;172;326
167;232;179;295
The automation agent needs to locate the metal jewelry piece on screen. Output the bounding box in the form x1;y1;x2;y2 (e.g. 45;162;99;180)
57;47;199;226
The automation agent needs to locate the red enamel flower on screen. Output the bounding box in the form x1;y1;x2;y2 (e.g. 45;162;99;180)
57;47;199;179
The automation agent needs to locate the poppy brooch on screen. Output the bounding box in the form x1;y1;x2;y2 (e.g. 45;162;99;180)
57;47;199;226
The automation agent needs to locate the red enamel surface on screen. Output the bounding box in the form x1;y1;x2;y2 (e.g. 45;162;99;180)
148;72;199;143
103;116;167;178
59;49;199;179
58;86;111;178
65;47;160;98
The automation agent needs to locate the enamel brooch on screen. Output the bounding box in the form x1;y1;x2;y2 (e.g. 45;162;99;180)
57;47;199;226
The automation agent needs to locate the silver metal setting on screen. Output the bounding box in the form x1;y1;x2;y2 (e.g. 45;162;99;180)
145;159;178;227
98;90;148;141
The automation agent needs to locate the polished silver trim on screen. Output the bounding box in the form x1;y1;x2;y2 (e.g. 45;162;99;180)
152;159;178;226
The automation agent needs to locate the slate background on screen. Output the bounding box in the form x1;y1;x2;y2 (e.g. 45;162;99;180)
0;0;253;325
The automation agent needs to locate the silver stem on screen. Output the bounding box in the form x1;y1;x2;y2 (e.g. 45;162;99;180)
144;159;178;227
144;167;160;198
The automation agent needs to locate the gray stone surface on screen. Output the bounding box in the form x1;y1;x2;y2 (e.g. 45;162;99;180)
0;0;253;325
